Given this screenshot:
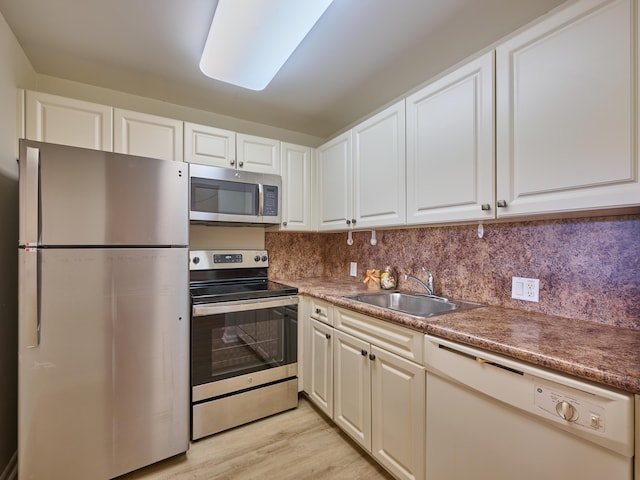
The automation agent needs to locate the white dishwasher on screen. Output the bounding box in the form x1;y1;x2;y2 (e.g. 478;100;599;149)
424;335;635;480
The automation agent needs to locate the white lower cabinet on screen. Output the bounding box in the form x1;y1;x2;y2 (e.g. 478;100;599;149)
333;308;425;480
334;329;371;447
302;296;335;418
307;318;334;418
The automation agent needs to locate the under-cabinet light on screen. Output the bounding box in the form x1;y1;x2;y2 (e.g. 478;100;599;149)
200;0;334;90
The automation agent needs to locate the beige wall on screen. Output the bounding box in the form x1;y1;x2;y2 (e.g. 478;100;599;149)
34;75;326;148
0;10;36;476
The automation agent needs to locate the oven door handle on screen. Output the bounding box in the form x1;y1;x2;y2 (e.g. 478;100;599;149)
192;295;299;317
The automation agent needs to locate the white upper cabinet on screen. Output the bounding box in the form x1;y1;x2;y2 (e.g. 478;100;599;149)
316;100;406;231
281;142;313;231
184;124;280;174
25;91;113;151
496;0;640;217
317;131;353;231
184;122;236;168
114;108;183;161
236;133;280;174
353;100;406;228
406;52;495;224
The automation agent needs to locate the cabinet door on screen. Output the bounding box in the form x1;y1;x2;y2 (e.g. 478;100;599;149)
114;109;183;161
184;122;236;168
333;330;371;451
371;346;425;480
236;133;280;174
281;143;313;231
317;131;352;231
307;318;334;418
25;91;113;151
406;52;494;225
353;100;406;228
496;0;640;217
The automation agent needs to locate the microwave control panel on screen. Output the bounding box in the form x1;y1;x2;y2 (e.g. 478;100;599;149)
263;185;278;217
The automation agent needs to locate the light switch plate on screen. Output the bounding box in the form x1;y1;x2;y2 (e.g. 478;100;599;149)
512;277;539;302
350;262;357;277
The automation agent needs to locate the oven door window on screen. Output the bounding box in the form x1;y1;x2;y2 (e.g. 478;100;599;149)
191;178;259;216
192;305;297;386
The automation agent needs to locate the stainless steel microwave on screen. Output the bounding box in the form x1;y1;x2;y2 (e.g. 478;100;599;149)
189;163;281;225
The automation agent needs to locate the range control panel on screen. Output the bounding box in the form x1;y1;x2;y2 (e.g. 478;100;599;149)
189;250;268;270
534;384;605;432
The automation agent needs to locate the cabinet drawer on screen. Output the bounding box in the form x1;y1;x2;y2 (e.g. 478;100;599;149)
309;298;333;326
334;307;423;364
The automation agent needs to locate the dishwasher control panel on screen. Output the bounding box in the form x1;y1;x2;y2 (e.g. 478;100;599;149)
534;384;605;432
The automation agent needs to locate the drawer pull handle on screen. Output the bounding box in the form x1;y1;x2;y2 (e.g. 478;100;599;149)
315;308;321;314
497;199;507;208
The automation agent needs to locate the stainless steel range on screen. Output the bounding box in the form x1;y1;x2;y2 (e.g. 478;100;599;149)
189;249;298;440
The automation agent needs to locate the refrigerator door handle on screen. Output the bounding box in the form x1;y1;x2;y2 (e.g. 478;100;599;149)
21;248;41;348
19;146;40;246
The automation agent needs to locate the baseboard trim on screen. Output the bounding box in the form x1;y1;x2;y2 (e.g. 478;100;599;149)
0;451;17;480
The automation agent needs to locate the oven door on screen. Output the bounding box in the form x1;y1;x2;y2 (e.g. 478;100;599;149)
191;296;298;402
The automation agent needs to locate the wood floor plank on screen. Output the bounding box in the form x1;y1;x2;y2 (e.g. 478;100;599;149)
119;396;395;480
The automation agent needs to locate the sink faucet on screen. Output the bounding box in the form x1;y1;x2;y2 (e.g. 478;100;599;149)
404;272;435;296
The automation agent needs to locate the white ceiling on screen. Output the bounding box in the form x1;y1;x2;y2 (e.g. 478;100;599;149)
0;0;566;139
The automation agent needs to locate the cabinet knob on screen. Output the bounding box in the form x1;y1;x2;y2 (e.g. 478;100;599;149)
239;161;244;167
325;333;331;340
315;308;321;314
368;353;376;361
283;221;288;227
497;200;508;208
230;159;236;166
352;218;357;225
361;350;368;356
481;203;491;211
346;219;351;225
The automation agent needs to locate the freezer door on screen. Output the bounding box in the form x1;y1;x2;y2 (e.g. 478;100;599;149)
19;139;188;247
18;248;189;480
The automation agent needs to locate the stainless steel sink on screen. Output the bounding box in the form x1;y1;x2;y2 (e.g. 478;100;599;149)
345;292;482;318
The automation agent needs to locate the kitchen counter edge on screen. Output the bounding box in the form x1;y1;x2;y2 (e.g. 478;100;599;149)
283;277;640;395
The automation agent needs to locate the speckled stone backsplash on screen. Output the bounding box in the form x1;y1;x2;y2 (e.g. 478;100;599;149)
266;215;640;329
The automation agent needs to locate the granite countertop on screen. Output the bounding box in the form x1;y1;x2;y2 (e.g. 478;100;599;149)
281;277;640;395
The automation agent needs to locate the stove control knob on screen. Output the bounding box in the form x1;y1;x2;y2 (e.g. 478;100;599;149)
261;255;268;262
254;255;261;262
192;256;200;265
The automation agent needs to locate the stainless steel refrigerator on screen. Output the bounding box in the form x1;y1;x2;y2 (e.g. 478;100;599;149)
17;140;190;479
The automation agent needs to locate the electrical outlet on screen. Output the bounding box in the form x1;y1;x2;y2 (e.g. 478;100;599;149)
350;262;358;277
512;277;540;302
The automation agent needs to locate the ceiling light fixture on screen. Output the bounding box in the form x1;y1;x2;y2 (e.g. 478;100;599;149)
200;0;334;91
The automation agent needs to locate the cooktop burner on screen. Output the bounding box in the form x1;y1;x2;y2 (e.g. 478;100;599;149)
188;249;297;304
190;279;298;304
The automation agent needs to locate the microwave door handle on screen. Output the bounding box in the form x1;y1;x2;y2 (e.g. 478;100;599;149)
258;183;264;216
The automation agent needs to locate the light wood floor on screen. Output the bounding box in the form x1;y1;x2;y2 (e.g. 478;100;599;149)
119;395;395;480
